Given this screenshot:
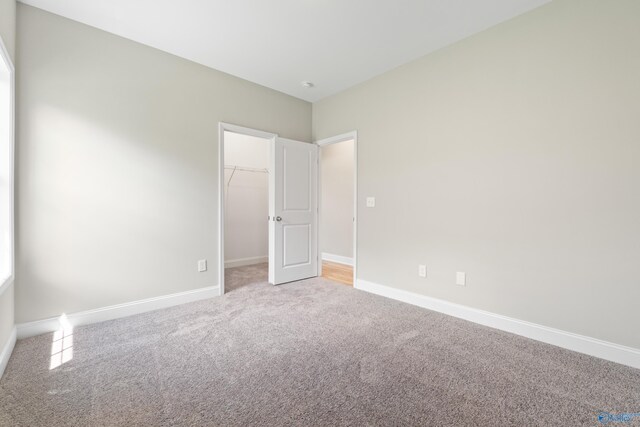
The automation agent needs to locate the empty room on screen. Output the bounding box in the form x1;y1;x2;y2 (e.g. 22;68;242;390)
1;0;639;426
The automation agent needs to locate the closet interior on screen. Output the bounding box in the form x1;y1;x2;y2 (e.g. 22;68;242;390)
223;131;270;270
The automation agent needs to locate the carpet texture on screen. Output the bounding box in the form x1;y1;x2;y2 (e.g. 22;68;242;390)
1;263;639;426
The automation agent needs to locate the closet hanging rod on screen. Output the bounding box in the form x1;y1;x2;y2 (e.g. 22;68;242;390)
224;165;269;174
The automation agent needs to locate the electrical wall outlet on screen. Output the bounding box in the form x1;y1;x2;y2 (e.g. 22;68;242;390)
366;197;376;208
198;259;207;272
456;272;466;286
418;265;427;278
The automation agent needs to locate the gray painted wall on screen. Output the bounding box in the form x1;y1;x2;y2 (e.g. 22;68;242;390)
0;0;15;361
0;0;15;61
11;0;640;353
0;285;13;353
320;140;354;260
313;0;640;349
16;4;311;323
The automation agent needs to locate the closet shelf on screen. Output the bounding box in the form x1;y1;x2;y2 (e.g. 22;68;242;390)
224;165;269;187
224;165;269;174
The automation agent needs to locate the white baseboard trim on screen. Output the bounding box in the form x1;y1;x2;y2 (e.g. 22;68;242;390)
225;256;268;268
356;279;640;370
17;285;221;339
0;326;17;379
321;253;353;266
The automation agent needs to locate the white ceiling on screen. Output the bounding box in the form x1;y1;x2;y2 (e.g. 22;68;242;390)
19;0;550;102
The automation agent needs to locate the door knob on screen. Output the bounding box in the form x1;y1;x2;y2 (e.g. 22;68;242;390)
275;216;282;222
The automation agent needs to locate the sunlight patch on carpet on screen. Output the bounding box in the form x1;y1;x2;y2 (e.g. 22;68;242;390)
50;314;74;370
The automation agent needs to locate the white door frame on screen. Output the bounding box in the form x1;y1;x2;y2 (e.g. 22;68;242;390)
218;122;277;295
315;131;358;284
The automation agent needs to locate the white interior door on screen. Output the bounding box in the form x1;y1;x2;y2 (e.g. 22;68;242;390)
268;137;318;285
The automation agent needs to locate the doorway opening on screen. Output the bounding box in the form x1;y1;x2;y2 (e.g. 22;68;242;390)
219;124;319;293
218;124;276;294
219;124;352;293
317;132;357;286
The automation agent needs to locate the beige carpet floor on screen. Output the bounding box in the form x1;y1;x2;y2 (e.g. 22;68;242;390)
1;263;639;426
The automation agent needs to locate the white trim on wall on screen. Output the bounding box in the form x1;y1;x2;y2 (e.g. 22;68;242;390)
16;285;220;339
0;35;15;296
315;131;358;283
218;123;277;295
355;279;640;370
321;253;353;266
0;326;16;379
225;256;268;268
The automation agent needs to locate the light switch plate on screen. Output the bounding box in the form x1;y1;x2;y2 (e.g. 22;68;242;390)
366;197;376;208
198;259;207;272
456;272;466;286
